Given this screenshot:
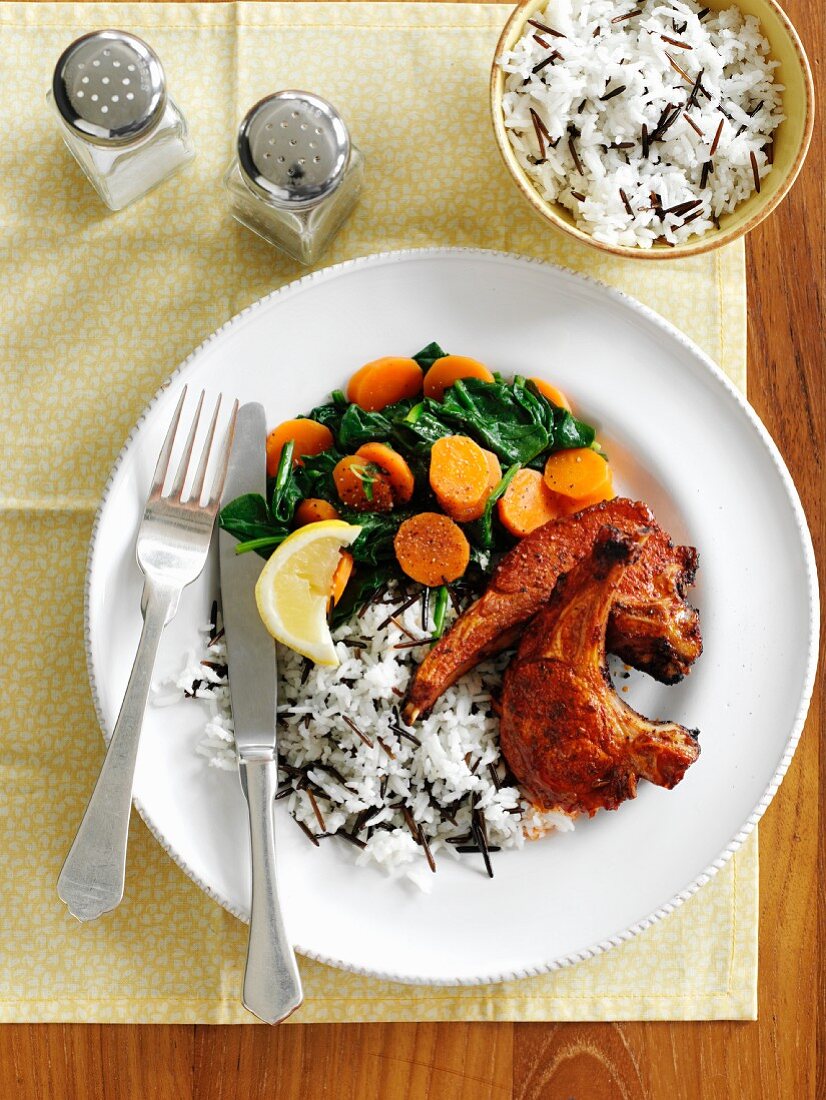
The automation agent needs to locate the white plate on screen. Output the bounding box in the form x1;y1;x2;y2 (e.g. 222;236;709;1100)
86;249;818;984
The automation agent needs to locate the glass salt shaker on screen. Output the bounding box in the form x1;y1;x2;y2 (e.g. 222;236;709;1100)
224;91;364;265
48;30;195;211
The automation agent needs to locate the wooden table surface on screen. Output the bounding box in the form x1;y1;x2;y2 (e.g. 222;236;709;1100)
3;1;822;1097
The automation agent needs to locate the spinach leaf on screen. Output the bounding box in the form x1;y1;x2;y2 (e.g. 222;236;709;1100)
295;448;342;500
431;585;450;639
554;408;596;450
218;493;274;545
338;509;407;566
392;403;455;454
412;341;448;372
513;376;554;434
468;463;520;550
337;398;416;449
303;389;347;433
303;402;341;435
270;441;302;526
218;442;302;558
436;379;550;465
523;380;597;451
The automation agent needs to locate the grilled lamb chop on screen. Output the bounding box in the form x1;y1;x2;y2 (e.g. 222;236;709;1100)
404;498;700;724
499;525;700;817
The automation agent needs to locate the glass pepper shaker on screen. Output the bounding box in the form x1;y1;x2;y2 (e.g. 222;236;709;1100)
224;91;364;265
48;30;195;212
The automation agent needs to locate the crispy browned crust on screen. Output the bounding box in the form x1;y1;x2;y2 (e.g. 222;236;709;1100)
499;526;700;817
404;498;701;723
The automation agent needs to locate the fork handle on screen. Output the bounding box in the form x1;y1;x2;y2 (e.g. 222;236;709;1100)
57;583;178;921
239;753;303;1023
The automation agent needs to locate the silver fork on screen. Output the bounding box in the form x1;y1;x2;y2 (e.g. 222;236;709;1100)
58;388;239;922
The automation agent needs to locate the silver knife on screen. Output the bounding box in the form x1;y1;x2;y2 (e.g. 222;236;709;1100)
219;402;303;1024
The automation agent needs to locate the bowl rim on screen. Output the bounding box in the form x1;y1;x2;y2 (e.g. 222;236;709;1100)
489;0;815;260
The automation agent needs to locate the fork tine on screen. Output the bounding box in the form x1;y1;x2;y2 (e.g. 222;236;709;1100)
188;395;222;503
206;399;240;508
149;387;187;498
167;391;205;500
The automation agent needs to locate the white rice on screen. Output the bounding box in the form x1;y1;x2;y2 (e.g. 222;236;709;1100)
154;590;573;887
499;0;783;246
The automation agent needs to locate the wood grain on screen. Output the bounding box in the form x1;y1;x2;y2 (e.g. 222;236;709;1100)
1;1;822;1098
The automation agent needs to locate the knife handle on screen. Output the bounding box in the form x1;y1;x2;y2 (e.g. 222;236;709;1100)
239;754;303;1024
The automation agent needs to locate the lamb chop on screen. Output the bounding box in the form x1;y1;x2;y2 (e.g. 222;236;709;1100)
499;525;700;817
404;498;701;724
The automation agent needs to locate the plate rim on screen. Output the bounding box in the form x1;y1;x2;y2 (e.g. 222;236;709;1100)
83;246;819;985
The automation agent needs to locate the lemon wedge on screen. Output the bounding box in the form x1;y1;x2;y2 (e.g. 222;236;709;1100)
254;519;361;665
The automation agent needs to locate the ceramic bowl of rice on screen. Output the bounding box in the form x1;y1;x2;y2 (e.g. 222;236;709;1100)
490;0;813;258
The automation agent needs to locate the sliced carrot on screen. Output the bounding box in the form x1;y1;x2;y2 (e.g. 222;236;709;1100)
394;512;470;587
497;469;568;538
423;355;495;401
294;498;340;527
333;454;394;513
346;357;423;412
448;448;503;523
355;442;415;504
429;435;491;521
329;551;354;607
554;465;615;514
266;419;334;477
530;377;572;412
483;448;503;489
543;448;611;500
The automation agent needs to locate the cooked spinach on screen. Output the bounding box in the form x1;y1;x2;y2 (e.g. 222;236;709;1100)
431;585;450;639
412;341;448;372
392;403;455;454
218;441;303;556
554;408;596;450
218;493;276;546
436;379;550;465
468;463;520;551
338;509;406;566
218;341;602;624
295;448;341;500
337;398;416;448
270;441;302;526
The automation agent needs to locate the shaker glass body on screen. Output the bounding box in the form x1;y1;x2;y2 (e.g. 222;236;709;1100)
224;145;364;265
48;91;194;211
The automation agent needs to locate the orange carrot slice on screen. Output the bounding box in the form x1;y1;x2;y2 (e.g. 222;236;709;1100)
429;435;491;521
543;448;611;500
394;512;470;587
266;419;334;477
448;448;503;523
423;355;495;401
294;498;340;527
346;357;423;412
355;442;415;504
329;551;354;607
333;454;394;513
498;468;567;537
529;377;572;412
555;465;615;514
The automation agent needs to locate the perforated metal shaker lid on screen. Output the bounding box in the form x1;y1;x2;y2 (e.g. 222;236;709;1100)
237;91;350;207
52;30;166;146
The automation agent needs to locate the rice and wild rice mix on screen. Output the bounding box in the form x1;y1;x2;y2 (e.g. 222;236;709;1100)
500;0;783;246
155;587;573;889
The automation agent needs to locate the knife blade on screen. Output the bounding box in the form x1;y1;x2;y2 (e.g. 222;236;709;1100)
219;402;280;755
219;401;303;1024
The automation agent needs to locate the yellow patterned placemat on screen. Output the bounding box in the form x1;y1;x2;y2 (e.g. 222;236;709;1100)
0;2;756;1021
